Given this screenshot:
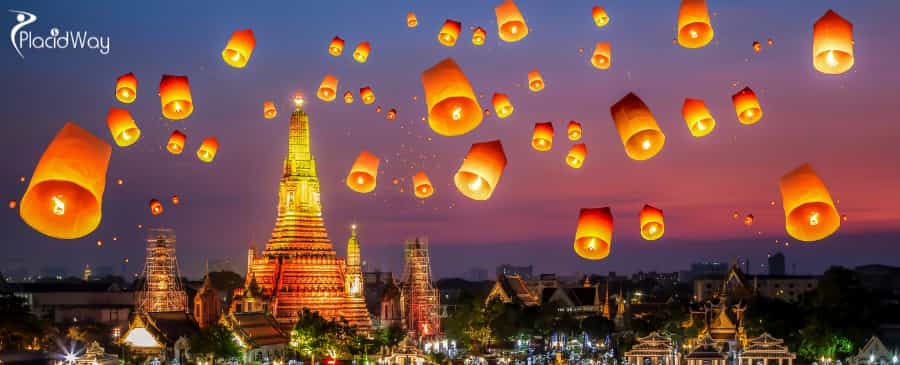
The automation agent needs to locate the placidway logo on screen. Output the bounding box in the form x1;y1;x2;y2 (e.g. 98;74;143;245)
9;9;110;58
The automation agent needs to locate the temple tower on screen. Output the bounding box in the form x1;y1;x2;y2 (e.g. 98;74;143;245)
402;237;441;341
136;228;187;313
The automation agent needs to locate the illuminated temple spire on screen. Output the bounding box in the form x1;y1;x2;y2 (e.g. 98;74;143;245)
345;224;363;298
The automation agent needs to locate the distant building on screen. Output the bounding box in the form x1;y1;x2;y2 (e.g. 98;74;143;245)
768;252;786;276
632;271;679;283
846;335;899;365
496;264;533;280
365;271;395;286
485;274;539;306
193;274;221;329
121;311;198;364
12;280;133;327
680;261;728;283
83;265;92;281
460;267;489;282
380;277;403;328
693;263;818;303
221;312;289;364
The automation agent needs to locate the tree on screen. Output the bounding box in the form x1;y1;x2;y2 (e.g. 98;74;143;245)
189;324;242;363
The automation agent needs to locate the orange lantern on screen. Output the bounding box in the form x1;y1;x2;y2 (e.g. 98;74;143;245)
360;86;375;104
317;74;339;102
574;207;613;260
421;58;482;136
19;122;112;239
196;137;219;163
343;91;354;104
752;41;762;53
407;13;418;28
116;178;123;185
495;0;529;43
9;200;17;209
106;108;141;147
346;150;379;193
768;38;774;46
115;73;137;104
438;19;461;47
492;93;514;119
567;121;583;141
566;143;587;169
592;6;609;27
779;164;840;242
732;87;762;125
532;122;554;151
591;42;611;70
677;0;714;48
412;171;434;199
171;195;180;205
221;29;256;68
263;101;277;119
472;27;486;46
610;93;666;160
387;109;397;121
149;199;163;216
353;42;371;63
167;130;186;155
96;240;102;247
328;36;345;57
681;98;716;137
744;214;754;226
639;205;665;240
527;69;544;92
454;140;507;201
159;75;193;120
813;9;854;75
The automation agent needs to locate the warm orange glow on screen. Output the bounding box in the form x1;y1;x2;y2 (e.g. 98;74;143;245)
20;122;111;239
438;19;461;47
779;163;840;242
386;109;397;121
96;240;102;247
343;91;354;104
813;9;854;74
196;137;219;163
167;130;186;155
532;122;554;152
610;93;666;160
753;41;762;53
317;74;339;102
347;150;379;193
682;98;716;137
472;27;487;46
732;87;762;125
293;93;305;107
491;93;514;119
116;178;123;185
592;6;609;27
221;29;256;68
375;106;383;113
115;73;137;104
359;86;375;105
412;171;434;199
591;42;611;70
8;200;17;209
407;12;418;28
574;207;613;260
353;42;371;63
454;140;507;201
639;205;665;240
171;195;180;205
677;0;714;48
422;58;483;136
744;214;754;226
567;121;583;141
495;0;529;43
159;75;193;120
566;143;587;169
106;108;141;147
149;199;163;215
527;69;544;92
328;36;345;57
263;101;277;119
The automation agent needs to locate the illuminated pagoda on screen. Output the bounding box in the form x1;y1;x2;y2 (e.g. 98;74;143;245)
624;332;677;365
136;228;187;313
738;333;796;365
237;95;372;331
401;237;441;341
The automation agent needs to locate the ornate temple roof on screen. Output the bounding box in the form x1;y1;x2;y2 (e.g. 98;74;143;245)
742;333;796;358
223;312;289;348
686;334;727;360
625;332;675;356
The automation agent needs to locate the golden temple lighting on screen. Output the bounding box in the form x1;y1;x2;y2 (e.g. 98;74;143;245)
221;29;256;68
421;58;482;136
347;150;379;193
813;9;854;74
115;72;137;104
574;207;613;260
454;140;507;201
159;75;193;120
779;163;840;241
732;87;762;125
640;205;665;240
677;0;714;48
495;0;529;43
610;92;666;160
682;98;716;137
106;108;141;147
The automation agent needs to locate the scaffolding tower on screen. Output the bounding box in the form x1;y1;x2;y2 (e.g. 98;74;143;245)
402;237;441;341
136;228;187;313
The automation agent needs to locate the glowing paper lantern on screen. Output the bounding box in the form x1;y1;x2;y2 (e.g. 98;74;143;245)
171;195;180;205
732;87;762;125
413;171;434;199
167;130;186;155
196;137;219;163
19;122;112;239
609;93;666;160
574;207;613;260
768;38;774;46
753;41;762;53
472;27;486;46
421;58;483;136
495;0;529;43
492;93;514;119
676;0;714;48
813;10;854;75
360;87;375;104
353;42;371;63
744;214;754;226
532;122;554;151
221;29;256;68
566;144;587;169
375;106;383;113
149;199;163;216
454;140;507;201
97;240;102;247
527;69;544;92
115;73;137;104
567;121;583;141
317;74;339;102
328;36;345;57
681;98;716;137
591;42;611;70
438;19;461;47
779;164;840;241
159;75;193;120
407;13;418;28
639;205;665;240
263;101;277;119
346;150;379;193
106;108;141;147
9;200;17;209
592;6;609;27
387;109;397;121
343;91;354;104
117;179;123;185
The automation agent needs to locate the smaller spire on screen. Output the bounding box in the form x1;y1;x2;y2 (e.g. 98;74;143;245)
293;93;305;111
351;223;358;238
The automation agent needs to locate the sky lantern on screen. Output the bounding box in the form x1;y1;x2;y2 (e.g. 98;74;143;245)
360;86;375;104
412;171;434;199
407;13;418;28
639;205;665;240
317;74;339;102
567;121;583;141
159;75;193;120
116;178;123;185
813;10;854;75
744;214;754;226
19;122;111;239
454;140;507;201
768;38;774;46
527;69;544;92
328;36;344;57
167;130;186;155
591;42;611;70
566;143;587;169
438;19;461;47
421;58;483;136
106;108;141;147
610;92;666;160
472;27;487;46
263;101;277;119
495;0;529;43
196;137;219;163
221;29;255;68
682;98;716;137
732;87;762;125
592;6;609;27
677;0;714;48
353;42;371;63
346;150;379;193
492;93;514;119
343;91;354;104
386;109;397;120
779;163;840;242
753;41;762;53
171;195;180;205
115;72;137;104
574;207;613;260
375;106;383;113
149;199;163;216
8;200;16;209
532;122;554;151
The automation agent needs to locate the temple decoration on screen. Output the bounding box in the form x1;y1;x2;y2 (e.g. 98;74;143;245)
472;27;487;45
115;72;137;104
263;101;277;119
779;163;840;241
454;140;507;201
732;87;762;125
813;9;854;74
591;41;611;70
592;6;609;27
407;13;418;28
682;98;716;137
528;69;544;92
106;108;141;147
677;0;714;48
532;122;554;151
221;29;256;68
574;207;613;260
159;75;193;120
347;150;379;193
566;143;587;169
413;171;434;199
353;41;371;63
317;74;339;102
167;130;186;155
360;86;375;104
639;205;665;240
421;58;482;136
196;137;219;163
568;121;583;141
438;19;461;47
610;92;666;160
495;0;529;42
492;93;514;119
328;36;344;57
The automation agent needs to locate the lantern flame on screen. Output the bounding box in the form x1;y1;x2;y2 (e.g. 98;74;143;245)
642;139;651;150
356;176;365;185
469;177;483;191
690;29;698;39
51;195;65;216
826;50;838;66
587;238;596;251
173;101;182;113
809;212;820;226
452;106;462;121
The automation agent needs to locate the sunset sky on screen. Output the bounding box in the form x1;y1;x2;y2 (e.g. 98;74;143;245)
2;0;899;279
